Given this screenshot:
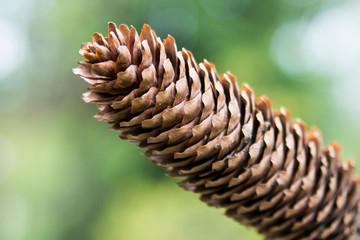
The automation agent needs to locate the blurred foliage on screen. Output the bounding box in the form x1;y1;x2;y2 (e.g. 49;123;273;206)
1;0;360;239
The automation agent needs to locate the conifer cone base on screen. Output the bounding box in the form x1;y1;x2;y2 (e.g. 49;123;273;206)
73;23;360;240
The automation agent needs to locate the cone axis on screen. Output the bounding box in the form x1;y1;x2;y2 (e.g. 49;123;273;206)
73;23;360;240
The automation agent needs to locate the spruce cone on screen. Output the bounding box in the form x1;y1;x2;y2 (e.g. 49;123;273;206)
73;23;360;240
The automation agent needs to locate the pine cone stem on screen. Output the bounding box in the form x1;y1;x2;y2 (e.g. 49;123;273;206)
73;23;360;240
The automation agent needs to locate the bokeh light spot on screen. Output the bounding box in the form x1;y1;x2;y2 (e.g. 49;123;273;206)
302;1;360;75
0;19;27;81
270;21;312;78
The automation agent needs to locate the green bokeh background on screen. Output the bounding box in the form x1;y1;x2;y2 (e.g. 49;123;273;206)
1;0;360;239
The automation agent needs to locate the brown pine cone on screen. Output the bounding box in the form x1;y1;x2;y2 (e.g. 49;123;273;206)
73;23;360;240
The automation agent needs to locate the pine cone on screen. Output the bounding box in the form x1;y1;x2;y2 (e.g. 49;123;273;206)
73;23;360;240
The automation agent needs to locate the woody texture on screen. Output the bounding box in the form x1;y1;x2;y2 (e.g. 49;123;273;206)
73;23;360;240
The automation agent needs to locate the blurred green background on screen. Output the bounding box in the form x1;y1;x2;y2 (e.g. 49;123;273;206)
1;0;360;239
